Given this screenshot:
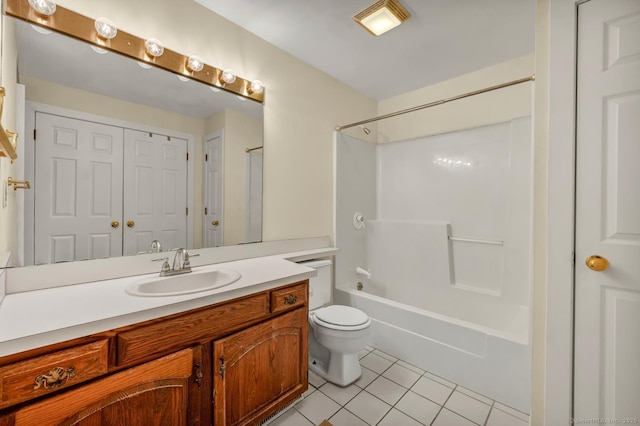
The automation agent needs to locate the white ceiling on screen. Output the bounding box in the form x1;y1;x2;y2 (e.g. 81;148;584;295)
195;0;535;100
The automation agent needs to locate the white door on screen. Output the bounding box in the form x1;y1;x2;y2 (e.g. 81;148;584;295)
203;131;223;247
123;130;187;255
574;0;640;419
34;113;123;264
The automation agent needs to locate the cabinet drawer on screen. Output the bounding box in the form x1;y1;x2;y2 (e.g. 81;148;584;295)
271;281;307;314
0;339;109;409
117;293;269;365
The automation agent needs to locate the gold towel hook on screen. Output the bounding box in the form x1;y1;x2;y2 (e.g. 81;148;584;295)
7;177;31;191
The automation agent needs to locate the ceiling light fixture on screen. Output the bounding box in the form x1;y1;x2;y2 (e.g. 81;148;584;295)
353;0;410;36
186;55;204;73
220;69;236;85
27;0;56;16
94;17;117;40
144;38;164;58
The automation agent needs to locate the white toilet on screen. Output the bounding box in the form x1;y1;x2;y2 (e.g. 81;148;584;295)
301;259;371;387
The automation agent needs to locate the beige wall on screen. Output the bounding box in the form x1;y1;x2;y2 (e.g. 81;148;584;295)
50;0;377;245
224;109;262;245
377;55;534;143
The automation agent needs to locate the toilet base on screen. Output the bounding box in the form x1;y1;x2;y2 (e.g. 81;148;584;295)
309;353;362;387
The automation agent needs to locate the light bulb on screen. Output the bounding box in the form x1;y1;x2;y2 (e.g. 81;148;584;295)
145;38;164;58
137;61;152;69
221;69;236;85
237;95;247;101
94;17;117;40
210;86;221;93
186;55;204;73
247;79;263;94
177;75;190;82
28;0;56;16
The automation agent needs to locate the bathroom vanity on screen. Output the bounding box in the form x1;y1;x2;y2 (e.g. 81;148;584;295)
0;279;308;425
0;242;337;426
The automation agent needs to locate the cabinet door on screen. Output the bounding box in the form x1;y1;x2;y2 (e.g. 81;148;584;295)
213;308;308;426
8;348;196;426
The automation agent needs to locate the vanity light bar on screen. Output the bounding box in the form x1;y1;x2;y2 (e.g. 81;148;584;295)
7;0;265;103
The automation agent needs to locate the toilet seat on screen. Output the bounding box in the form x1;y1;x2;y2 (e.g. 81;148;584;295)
312;305;370;331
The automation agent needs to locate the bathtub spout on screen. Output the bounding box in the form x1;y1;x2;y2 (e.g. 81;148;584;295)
356;267;371;279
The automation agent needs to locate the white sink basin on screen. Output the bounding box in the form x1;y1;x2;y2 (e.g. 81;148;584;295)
125;268;241;297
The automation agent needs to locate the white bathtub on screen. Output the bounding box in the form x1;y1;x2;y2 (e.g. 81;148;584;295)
334;283;531;414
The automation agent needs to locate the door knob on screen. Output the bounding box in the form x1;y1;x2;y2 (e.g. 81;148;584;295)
585;255;609;271
212;221;219;226
127;220;135;228
111;221;120;229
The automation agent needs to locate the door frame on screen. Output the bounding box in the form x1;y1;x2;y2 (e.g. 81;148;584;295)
23;101;195;265
542;0;590;424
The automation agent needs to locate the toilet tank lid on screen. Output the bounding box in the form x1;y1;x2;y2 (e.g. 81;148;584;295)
315;305;369;327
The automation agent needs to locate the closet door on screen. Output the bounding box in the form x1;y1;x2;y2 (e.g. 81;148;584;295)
34;112;124;264
123;129;188;255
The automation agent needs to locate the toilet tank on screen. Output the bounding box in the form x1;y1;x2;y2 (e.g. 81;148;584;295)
298;259;332;310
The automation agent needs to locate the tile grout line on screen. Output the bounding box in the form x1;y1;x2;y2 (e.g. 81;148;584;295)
482;401;496;426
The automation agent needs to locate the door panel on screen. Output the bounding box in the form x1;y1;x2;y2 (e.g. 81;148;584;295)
34;113;123;264
575;0;640;419
123;130;187;255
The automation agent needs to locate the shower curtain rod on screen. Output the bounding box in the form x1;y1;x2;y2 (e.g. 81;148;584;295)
335;75;535;131
245;146;263;153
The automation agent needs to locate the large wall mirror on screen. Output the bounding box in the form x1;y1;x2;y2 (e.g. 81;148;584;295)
2;7;264;266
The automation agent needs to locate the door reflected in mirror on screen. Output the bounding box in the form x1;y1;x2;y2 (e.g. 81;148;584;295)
7;17;264;266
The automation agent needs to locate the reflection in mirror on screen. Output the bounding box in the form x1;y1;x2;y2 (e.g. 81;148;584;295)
6;17;263;266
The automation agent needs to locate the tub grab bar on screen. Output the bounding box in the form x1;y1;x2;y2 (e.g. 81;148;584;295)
448;236;504;246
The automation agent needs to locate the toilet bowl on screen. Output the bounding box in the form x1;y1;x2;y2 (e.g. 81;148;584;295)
300;260;371;387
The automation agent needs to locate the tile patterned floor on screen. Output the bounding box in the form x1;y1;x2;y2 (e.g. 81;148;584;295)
270;346;530;426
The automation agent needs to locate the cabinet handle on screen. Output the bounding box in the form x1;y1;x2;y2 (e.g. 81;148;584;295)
127;220;135;228
219;356;226;379
111;221;120;228
194;362;203;387
34;367;76;390
284;294;298;305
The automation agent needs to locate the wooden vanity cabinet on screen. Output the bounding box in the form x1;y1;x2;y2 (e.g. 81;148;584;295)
0;280;309;426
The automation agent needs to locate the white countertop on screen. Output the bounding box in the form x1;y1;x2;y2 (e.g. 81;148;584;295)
0;248;335;357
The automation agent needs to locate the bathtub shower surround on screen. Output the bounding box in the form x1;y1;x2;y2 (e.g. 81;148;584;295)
334;117;532;413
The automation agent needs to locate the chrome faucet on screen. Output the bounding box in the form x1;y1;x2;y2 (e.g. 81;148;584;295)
152;248;199;277
172;248;186;271
150;240;163;253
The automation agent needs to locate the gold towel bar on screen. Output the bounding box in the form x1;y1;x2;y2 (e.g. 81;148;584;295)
7;177;31;191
